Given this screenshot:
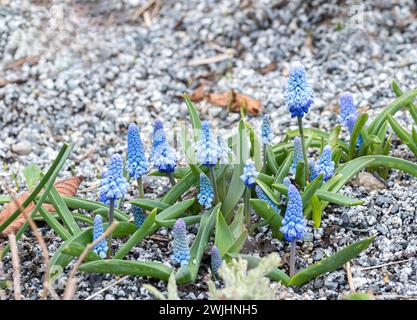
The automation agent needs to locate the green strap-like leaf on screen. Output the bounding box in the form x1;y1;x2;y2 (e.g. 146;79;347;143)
79;260;172;281
289;237;375;286
114;209;158;259
368;88;417;135
214;210;234;256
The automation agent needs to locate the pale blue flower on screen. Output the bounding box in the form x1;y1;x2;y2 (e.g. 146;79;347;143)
127;123;149;180
99;154;128;205
240;159;259;188
290;136;303;174
285;62;314;118
197;173;214;209
93;215;108;259
172;218;190;266
280;184;306;242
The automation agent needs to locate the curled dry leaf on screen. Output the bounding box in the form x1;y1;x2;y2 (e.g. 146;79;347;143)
0;176;84;237
189;87;262;116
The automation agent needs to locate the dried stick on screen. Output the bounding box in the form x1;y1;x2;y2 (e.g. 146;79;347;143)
6;187;58;299
85;275;129;300
345;261;356;293
8;233;21;300
63;221;118;300
358;258;413;271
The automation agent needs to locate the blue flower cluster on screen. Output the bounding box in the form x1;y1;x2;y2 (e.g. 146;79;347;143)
217;136;231;164
197;173;214;209
310;145;335;182
99;154;128;205
340;92;362;146
280;184;307;242
261;114;273;145
240;159;259;188
131;205;146;227
210;246;222;275
196;121;221;167
285;62;314;118
126;123;149;180
255;185;280;214
290;136;303;174
151;120;177;173
93;215;108;259
172;218;190;266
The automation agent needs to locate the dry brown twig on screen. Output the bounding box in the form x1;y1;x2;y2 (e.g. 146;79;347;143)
8;233;22;300
63;221;118;300
358;258;413;271
132;0;157;20
85;275;129;301
5;186;59;299
344;261;356;293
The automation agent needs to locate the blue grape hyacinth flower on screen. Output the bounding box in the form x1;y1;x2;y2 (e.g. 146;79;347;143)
290;136;303;174
126;123;149;180
210;246;222;275
197;173;214;209
285;62;314;118
255;185;280;214
240;159;259;188
93;215;108;259
310;145;335;182
340;92;362;147
217;136;231;164
151;120;177;173
172;218;190;266
283;177;292;187
196;121;220;167
261;114;273;145
280;184;307;242
131;205;146;227
99;154;128;205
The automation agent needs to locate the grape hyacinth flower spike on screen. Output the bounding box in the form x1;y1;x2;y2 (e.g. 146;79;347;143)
255;185;280;214
310;145;335;182
340;92;362;147
127;123;149;198
290;136;303;175
210;246;223;277
99;154;127;256
131;205;146;227
217;136;231;164
172;218;190;266
241;159;259;228
196;121;221;204
93;215;108;259
280;184;306;277
240;159;259;188
261;114;273;171
285;62;313;183
197;173;214;209
151;119;177;186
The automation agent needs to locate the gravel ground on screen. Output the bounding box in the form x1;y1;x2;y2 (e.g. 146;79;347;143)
1;0;417;300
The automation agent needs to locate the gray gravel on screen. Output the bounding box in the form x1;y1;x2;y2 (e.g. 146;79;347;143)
1;0;417;300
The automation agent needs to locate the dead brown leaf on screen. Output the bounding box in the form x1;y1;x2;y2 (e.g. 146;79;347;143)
189;88;262;116
257;62;277;75
0;176;84;237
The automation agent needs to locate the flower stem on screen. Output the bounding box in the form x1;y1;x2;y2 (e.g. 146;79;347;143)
137;177;145;199
107;199;115;258
262;144;267;173
297;116;310;184
289;240;296;277
244;187;251;229
209;166;219;204
168;172;176;187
